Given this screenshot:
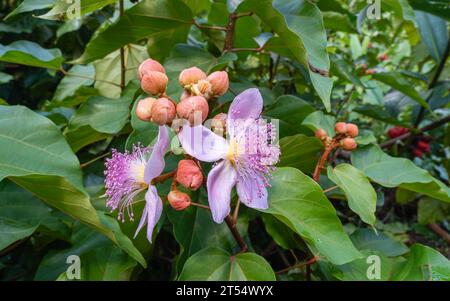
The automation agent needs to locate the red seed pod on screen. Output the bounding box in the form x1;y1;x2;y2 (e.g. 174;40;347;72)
138;59;165;80
335;122;348;135
141;71;168;95
417;140;431;153
341;137;357;151
378;53;388;61
151;97;176;125
136;97;157;121
176;96;209;125
365;69;376;75
167;191;191;211
388;126;409;139
315;128;328;140
412;148;423;158
179;67;207;87
346;123;359;138
176;159;204;191
207;71;229;97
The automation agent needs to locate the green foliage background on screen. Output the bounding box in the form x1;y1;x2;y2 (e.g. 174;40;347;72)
0;0;449;281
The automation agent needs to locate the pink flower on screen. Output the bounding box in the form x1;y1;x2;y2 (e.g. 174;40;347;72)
178;89;280;223
104;126;169;242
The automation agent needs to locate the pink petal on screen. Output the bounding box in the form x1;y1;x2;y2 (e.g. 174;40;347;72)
207;160;237;223
144;125;169;183
178;123;228;162
236;175;268;210
134;185;163;243
228;88;263;121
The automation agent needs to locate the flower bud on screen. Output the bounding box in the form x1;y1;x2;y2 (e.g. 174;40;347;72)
138;59;165;79
211;113;227;135
141;71;168;95
179;67;207;87
207;71;229;96
365;69;376;75
341;138;357;151
176;96;209;125
167;191;191;211
192;80;212;98
136;97;157;121
335;122;348;135
346;123;359;138
315;128;328;140
151;98;176;125
176;159;204;190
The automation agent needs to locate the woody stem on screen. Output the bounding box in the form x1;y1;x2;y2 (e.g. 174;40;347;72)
313;143;336;182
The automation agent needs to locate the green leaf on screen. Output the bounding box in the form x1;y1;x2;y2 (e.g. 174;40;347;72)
278;134;323;174
178;248;275;280
38;0;116;20
0;41;63;69
237;0;333;111
64;125;111;152
322;11;357;33
264;167;362;265
328;164;377;226
392;244;450;281
0;106;145;267
168;190;248;273
383;0;417;26
4;0;56;21
94;44;147;99
351;145;450;203
372;72;428;108
410;0;450;21
350;228;409;257
302;111;336;137
354;104;410;127
330;54;363;86
0;219;37;252
76;0;193;64
415;11;449;62
261;214;306;251
264;95;315;137
53;65;95;101
417;197;450;224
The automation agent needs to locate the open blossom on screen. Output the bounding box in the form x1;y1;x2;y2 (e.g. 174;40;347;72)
104;126;169;242
178;88;280;223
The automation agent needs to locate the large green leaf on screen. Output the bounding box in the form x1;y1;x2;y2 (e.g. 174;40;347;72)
264;167;362;265
38;0;116;20
0;106;145;267
302;111;336;137
278;134;323;174
417;197;450;224
415;11;449;63
410;0;450;21
76;0;193;64
178;248;275;280
350;228;409;257
237;0;333;111
264;95;315;137
53;65;95;101
392;244;450;281
261;214;306;251
372;72;428;108
351;145;450;203
4;0;56;21
0;41;63;69
328;164;377;226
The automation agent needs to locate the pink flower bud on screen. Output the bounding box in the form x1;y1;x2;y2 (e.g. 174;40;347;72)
176;160;204;190
141;71;168;95
176;96;209;125
335;122;348;135
138;59;165;80
167;191;191;211
346;123;359;138
179;67;207;87
315;128;328;140
207;71;229;96
136;97;157;121
151;98;176;125
341;138;357;151
180;90;191;101
211;113;227;135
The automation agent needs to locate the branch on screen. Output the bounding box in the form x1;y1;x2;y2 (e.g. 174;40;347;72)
276;255;319;274
223;12;238;51
152;171;176;185
193;20;226;31
313;141;336;182
225;215;248;252
119;0;126;90
428;223;450;244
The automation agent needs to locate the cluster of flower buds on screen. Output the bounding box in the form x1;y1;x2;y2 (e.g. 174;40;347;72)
378;53;388;62
315;122;359;151
136;59;230;127
387;126;409;139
